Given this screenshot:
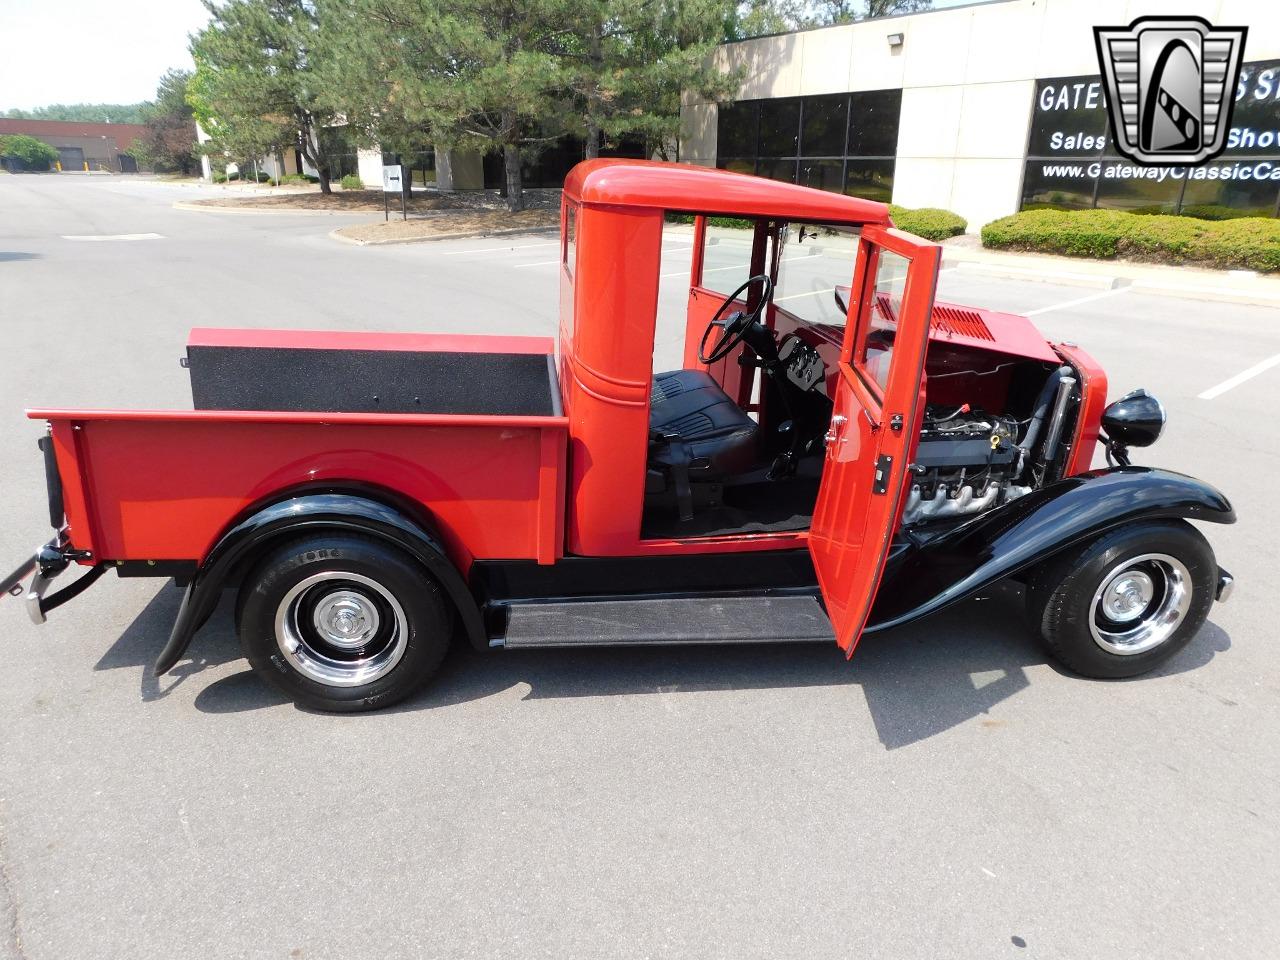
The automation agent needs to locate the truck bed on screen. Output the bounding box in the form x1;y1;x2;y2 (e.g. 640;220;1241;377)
28;330;569;568
186;328;560;416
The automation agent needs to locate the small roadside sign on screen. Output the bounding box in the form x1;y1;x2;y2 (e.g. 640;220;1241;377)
381;164;407;221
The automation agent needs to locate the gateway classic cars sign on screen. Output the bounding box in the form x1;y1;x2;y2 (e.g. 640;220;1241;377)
1022;57;1280;216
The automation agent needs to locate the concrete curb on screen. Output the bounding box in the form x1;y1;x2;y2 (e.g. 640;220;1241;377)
942;246;1280;307
944;258;1125;290
329;224;560;247
172;201;373;216
1125;278;1280;308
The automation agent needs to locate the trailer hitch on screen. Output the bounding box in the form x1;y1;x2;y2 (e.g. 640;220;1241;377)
1;536;101;625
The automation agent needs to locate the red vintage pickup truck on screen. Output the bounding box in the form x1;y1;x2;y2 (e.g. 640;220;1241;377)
3;160;1234;712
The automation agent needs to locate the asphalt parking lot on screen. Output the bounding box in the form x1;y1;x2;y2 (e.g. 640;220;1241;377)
0;174;1276;960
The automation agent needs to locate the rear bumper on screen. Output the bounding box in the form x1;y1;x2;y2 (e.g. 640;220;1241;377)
1;535;103;624
1216;567;1234;603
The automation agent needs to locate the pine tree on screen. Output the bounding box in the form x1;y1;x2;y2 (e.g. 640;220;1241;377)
563;0;739;161
324;0;573;212
189;0;343;192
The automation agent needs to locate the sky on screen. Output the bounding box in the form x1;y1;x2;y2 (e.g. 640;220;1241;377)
0;0;211;110
0;0;983;113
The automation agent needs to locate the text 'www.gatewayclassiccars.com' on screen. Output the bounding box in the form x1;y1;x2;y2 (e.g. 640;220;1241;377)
1040;161;1280;182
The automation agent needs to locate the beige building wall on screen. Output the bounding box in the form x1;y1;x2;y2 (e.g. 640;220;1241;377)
437;150;485;192
682;0;1280;230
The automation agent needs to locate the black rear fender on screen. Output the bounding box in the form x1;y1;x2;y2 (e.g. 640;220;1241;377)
865;467;1234;634
153;491;485;675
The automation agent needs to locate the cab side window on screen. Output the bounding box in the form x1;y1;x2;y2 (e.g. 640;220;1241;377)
853;247;910;395
696;219;762;296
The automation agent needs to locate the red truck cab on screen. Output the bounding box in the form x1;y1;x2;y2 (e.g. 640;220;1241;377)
3;160;1235;712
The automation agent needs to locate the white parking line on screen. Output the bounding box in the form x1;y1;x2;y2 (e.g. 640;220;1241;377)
1023;287;1129;316
514;259;561;268
775;287;832;303
442;238;688;259
660;254;811;279
782;267;956;302
62;233;164;242
1198;352;1280;400
441;241;556;255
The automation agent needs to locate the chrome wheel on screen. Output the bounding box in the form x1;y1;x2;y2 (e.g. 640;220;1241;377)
1089;553;1191;656
274;571;408;687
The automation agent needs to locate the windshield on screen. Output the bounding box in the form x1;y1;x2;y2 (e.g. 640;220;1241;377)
772;222;860;329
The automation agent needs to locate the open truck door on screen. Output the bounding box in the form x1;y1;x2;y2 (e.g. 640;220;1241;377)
809;225;940;656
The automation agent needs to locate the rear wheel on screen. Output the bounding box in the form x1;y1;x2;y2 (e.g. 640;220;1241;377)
1026;520;1216;679
237;535;453;712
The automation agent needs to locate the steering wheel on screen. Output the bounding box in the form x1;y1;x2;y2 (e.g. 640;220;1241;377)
698;274;774;364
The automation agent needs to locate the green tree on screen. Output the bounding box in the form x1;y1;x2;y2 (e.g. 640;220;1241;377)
809;0;930;27
189;0;342;193
129;69;199;174
725;0;806;39
0;134;59;170
564;0;739;160
0;103;147;123
311;1;429;199
188;52;285;178
326;0;573;211
726;0;930;37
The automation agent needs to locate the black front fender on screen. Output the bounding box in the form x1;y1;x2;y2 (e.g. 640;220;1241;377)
865;467;1234;634
153;492;485;675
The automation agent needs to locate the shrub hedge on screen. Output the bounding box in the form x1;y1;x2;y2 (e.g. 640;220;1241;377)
981;208;1280;272
888;204;968;241
664;204;968;241
664;212;756;229
340;174;364;190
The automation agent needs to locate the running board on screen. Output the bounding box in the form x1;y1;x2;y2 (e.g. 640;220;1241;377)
492;594;834;648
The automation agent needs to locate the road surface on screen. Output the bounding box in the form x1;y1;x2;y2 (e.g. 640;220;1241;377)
0;174;1275;960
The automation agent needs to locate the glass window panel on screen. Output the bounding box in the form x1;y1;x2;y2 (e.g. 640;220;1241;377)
717;101;759;158
847;89;902;157
758;157;799;183
857;249;910;394
801;95;847;157
716;157;757;175
1093;166;1182;213
1179;163;1280;218
774;223;859;329
1020;160;1097;210
1027;76;1109;158
843;159;894;202
563;203;576;275
699;221;766;302
1223;59;1280;158
654;221;697;372
758;99;801;157
799;159;843;192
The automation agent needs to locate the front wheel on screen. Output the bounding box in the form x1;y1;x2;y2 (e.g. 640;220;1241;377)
1026;520;1216;679
237;534;453;712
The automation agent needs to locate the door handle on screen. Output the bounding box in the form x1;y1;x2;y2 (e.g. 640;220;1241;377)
824;414;848;446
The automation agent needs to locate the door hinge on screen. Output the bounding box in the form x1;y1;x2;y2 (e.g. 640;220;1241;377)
889;413;904;432
872;454;893;494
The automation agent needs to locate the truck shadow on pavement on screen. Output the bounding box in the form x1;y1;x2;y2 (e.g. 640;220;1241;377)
101;581;1231;750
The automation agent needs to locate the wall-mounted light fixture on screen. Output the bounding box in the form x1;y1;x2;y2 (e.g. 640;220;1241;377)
887;32;904;47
